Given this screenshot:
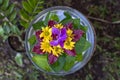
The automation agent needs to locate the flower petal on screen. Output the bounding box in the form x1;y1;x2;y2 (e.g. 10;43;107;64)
48;54;58;64
64;22;73;29
73;30;84;42
32;44;44;54
48;20;57;27
50;40;59;46
59;28;67;41
35;30;42;41
52;27;60;35
64;49;76;56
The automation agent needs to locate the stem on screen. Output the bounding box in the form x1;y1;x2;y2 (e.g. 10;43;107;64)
87;16;120;24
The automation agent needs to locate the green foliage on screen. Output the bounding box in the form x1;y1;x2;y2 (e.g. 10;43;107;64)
32;21;45;30
28;35;36;45
51;55;65;72
0;0;20;41
75;37;91;54
20;0;44;28
32;55;52;71
15;53;23;67
63;56;75;71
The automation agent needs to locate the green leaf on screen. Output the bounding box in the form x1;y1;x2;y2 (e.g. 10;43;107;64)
32;21;45;30
75;53;83;61
11;25;21;35
19;20;29;29
0;0;3;5
6;4;15;14
27;0;36;8
73;19;80;29
64;11;71;19
80;25;88;32
1;0;9;10
60;18;73;25
22;1;32;13
51;55;65;72
15;53;23;67
20;9;29;22
28;35;36;45
3;23;10;34
63;55;75;71
75;37;91;54
50;13;59;22
28;0;36;7
44;12;51;25
32;55;52;71
0;25;4;36
9;11;17;21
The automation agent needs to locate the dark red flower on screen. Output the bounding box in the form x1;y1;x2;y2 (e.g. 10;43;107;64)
48;53;58;64
32;43;44;54
64;49;76;56
73;30;84;42
48;20;57;27
35;30;42;41
64;22;73;29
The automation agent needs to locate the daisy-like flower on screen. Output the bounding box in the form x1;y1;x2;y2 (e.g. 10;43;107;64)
40;26;52;40
67;28;74;38
64;37;75;50
54;23;63;29
40;40;53;53
52;45;63;57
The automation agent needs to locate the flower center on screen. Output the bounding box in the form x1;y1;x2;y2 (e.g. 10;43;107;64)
45;31;49;36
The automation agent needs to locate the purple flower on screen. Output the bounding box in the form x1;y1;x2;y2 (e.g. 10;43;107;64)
50;27;67;47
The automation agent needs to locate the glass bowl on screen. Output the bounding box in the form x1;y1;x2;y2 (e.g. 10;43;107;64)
25;6;96;76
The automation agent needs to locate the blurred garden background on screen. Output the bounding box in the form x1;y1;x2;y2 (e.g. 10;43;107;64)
0;0;120;80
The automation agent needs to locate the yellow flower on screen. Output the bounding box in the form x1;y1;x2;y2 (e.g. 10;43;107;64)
64;37;75;50
40;40;52;53
52;45;63;57
67;29;74;38
54;23;63;29
40;26;52;40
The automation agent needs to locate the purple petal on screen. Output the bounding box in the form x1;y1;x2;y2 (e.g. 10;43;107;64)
52;27;60;35
48;54;58;64
59;40;64;48
73;30;84;42
64;22;73;29
64;49;76;56
50;40;59;46
35;30;42;41
48;20;57;27
32;44;44;54
60;28;67;37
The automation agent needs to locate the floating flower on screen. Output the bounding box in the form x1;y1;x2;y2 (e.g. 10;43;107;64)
64;37;75;50
40;26;52;40
52;45;63;57
40;40;53;53
50;26;67;47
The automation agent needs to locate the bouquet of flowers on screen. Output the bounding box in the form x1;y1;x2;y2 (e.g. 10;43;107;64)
28;11;91;72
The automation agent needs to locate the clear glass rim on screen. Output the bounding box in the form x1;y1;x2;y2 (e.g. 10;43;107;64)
25;6;96;76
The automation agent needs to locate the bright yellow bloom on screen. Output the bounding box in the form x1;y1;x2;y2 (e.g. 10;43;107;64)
67;29;74;38
54;23;63;29
64;37;75;50
40;26;52;40
52;45;63;57
40;40;52;53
